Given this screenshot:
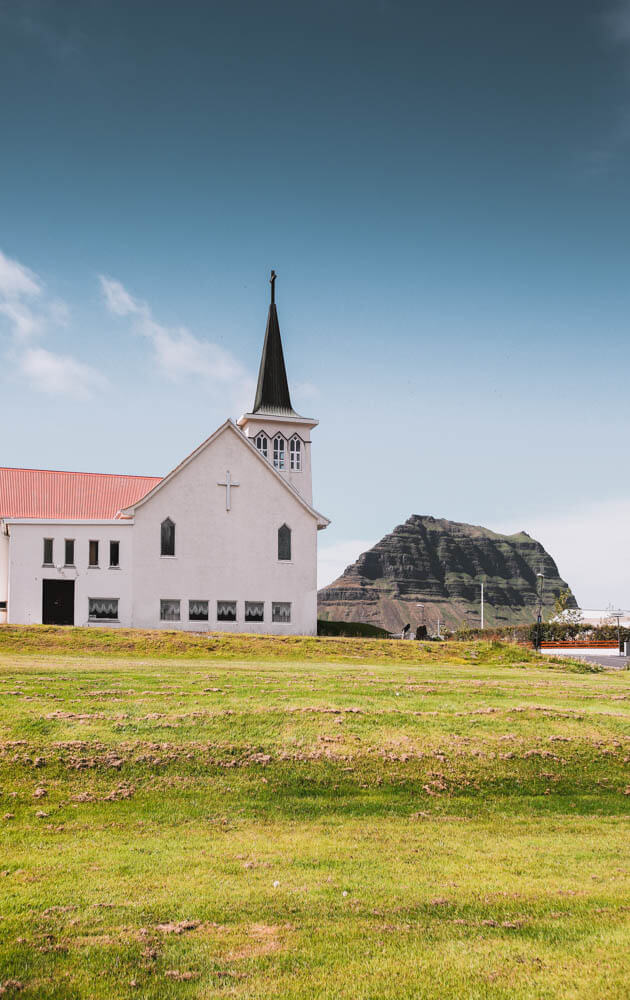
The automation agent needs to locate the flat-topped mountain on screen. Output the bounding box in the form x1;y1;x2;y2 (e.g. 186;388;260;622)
318;515;577;633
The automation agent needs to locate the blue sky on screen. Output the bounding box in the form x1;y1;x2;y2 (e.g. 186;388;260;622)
1;0;630;606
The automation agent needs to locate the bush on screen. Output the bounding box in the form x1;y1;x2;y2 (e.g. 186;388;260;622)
317;619;390;638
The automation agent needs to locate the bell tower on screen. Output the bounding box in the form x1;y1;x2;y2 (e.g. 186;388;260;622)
238;272;318;504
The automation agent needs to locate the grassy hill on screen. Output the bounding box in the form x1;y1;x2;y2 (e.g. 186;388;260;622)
0;629;629;998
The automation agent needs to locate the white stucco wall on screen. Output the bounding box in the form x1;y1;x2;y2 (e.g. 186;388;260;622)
0;529;8;623
131;424;319;634
5;521;133;626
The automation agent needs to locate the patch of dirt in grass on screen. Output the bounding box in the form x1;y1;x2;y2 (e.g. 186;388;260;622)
227;922;292;960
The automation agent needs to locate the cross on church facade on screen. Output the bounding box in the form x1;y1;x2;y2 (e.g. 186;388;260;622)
217;470;240;511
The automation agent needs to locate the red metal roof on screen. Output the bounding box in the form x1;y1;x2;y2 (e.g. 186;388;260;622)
0;467;162;520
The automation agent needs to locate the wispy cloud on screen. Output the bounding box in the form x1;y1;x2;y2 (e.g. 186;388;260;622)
605;1;630;43
586;3;630;172
99;276;254;407
19;346;107;399
0;248;106;398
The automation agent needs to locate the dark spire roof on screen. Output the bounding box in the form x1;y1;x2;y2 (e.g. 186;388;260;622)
252;271;296;415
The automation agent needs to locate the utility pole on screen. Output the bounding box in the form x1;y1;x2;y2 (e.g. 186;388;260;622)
535;572;545;651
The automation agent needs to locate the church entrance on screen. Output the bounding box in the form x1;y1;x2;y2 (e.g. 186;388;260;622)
42;580;75;625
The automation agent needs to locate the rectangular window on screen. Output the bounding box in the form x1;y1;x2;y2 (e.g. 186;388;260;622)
160;599;180;622
88;598;119;621
64;539;75;566
0;601;7;611
272;602;291;623
189;600;209;621
217;600;237;622
109;540;120;568
245;601;264;622
89;540;99;567
43;538;54;565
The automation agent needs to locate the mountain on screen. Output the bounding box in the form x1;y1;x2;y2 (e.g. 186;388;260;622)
317;514;577;633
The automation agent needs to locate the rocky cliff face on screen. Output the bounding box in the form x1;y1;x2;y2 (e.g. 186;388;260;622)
318;515;577;633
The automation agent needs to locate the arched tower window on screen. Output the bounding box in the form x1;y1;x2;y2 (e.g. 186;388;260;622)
161;517;175;556
273;435;285;470
255;432;268;459
289;436;301;471
278;523;291;561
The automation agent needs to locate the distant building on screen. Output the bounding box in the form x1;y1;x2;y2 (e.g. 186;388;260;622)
0;275;329;633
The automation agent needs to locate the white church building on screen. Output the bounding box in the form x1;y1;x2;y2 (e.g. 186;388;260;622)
0;274;329;634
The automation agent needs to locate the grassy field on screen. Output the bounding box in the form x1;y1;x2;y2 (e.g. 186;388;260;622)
0;630;629;998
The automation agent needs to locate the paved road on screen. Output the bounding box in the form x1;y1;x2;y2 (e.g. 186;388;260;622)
547;653;630;670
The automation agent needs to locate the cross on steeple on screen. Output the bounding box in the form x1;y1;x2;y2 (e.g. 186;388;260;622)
270;269;277;304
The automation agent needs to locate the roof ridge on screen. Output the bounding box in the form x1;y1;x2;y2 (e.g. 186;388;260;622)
0;467;161;479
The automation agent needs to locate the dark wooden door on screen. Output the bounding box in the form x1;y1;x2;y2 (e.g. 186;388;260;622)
42;580;75;625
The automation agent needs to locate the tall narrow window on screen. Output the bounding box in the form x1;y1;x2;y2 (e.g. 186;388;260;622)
109;540;120;568
161;518;175;556
65;539;75;566
278;524;291;561
289;437;301;471
43;538;53;566
255;432;268;459
89;540;99;567
273;435;285;470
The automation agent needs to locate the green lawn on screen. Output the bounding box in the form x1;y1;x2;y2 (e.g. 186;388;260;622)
0;633;629;998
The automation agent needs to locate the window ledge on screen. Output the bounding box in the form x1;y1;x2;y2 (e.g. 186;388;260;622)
88;618;120;623
108;566;121;570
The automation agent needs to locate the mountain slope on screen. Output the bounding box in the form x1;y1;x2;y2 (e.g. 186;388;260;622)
318;514;577;632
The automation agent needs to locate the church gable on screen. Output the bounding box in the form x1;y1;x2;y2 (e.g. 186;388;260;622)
123;420;328;526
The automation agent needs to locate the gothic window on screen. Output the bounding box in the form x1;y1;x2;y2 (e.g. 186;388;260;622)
245;601;264;622
255;432;268;459
161;518;175;556
89;598;119;621
217;600;237;622
289;436;301;471
273;435;285;470
43;538;53;565
160;599;180;621
189;600;209;621
89;540;99;567
272;602;291;623
278;523;291;561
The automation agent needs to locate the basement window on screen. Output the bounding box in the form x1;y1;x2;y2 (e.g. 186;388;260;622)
272;602;291;623
160;599;180;622
88;598;119;621
189;600;209;622
245;601;264;623
217;600;237;622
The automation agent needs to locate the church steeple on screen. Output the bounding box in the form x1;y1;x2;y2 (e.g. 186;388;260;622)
252;271;295;416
